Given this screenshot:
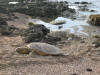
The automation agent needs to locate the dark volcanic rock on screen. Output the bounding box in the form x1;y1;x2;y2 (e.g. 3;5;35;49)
0;17;19;35
21;25;50;43
0;25;19;36
80;2;89;4
0;17;8;25
0;7;8;14
74;2;80;4
92;38;100;48
42;35;61;45
15;1;75;18
21;24;61;44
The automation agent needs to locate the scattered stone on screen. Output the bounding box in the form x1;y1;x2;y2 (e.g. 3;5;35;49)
0;17;8;26
42;35;61;45
92;38;100;48
93;35;100;38
21;24;50;43
58;26;63;29
74;2;80;4
16;43;63;56
79;7;89;11
74;1;91;5
71;73;78;75
86;68;93;72
90;10;96;12
48;31;68;40
0;17;19;36
80;2;89;4
80;40;85;43
0;25;19;36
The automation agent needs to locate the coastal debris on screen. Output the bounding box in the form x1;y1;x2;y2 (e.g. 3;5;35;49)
16;43;63;56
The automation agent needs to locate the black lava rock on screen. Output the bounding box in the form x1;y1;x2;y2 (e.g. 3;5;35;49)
42;35;61;45
0;17;8;26
86;68;93;72
21;24;50;43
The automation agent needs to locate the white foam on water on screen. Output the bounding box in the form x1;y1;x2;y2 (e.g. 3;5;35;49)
8;2;19;4
29;17;89;36
30;0;100;36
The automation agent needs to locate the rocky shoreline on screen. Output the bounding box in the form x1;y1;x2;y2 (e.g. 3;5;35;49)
0;0;100;75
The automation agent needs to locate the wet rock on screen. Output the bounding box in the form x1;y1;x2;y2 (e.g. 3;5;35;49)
74;2;80;4
48;31;68;40
86;68;93;72
80;40;85;43
0;7;8;14
67;34;82;41
80;2;89;4
0;17;8;26
79;8;89;11
0;17;18;35
24;32;44;43
71;73;78;75
64;1;68;4
93;35;100;38
90;10;96;12
74;1;91;5
15;1;75;18
21;24;50;43
0;16;20;36
92;38;100;48
42;35;61;45
0;25;19;36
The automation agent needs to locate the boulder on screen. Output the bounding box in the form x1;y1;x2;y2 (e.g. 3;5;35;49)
21;24;50;43
42;35;61;45
0;25;18;35
80;2;89;4
0;17;8;26
92;38;100;48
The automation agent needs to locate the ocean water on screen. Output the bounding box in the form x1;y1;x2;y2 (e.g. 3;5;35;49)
31;0;100;36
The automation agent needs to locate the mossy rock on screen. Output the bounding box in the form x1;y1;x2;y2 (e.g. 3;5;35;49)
28;22;35;26
93;35;100;38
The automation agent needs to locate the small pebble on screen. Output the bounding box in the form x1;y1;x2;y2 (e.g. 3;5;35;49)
80;40;85;43
71;73;78;75
86;68;93;72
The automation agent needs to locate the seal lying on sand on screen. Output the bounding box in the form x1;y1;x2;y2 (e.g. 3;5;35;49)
16;43;63;56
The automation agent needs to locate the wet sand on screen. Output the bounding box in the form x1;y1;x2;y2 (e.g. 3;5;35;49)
0;32;100;75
